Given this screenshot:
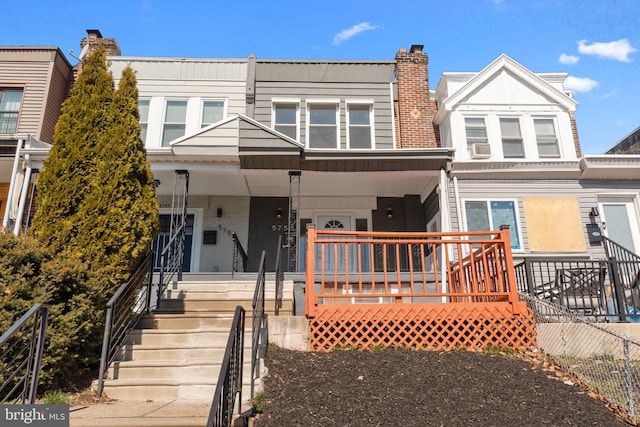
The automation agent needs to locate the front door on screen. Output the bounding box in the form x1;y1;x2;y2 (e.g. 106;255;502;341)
152;214;194;272
599;197;640;254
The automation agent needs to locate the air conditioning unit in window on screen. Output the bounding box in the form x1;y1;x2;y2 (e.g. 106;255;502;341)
471;143;491;159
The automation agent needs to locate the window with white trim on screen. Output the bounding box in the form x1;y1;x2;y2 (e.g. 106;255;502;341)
307;102;338;149
0;89;23;134
273;102;298;140
534;118;560;158
161;100;187;146
347;103;373;149
201;100;225;127
465;117;488;147
499;117;524;158
464;200;521;250
138;99;149;144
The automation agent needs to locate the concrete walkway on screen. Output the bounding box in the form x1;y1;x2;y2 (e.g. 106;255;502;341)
70;399;211;427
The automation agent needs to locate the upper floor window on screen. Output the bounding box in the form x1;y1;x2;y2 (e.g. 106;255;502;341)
464;199;521;250
0;89;23;134
465;117;488;147
534;118;560;158
273;102;298;140
138;100;149;144
499;118;524;158
162;100;187;147
347;103;373;149
201;100;225;127
308;102;338;149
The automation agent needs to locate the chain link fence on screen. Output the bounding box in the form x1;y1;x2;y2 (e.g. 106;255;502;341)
522;292;640;421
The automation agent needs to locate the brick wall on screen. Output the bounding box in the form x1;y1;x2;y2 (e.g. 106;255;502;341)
394;45;438;148
73;29;121;80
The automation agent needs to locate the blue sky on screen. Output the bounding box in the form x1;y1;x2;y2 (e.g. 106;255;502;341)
2;0;638;154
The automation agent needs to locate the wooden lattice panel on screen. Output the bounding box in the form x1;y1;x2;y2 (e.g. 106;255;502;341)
309;302;536;352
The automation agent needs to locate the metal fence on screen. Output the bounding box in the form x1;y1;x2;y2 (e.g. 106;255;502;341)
206;306;246;427
515;258;640;322
251;251;267;399
0;303;50;404
96;252;155;397
523;293;640;420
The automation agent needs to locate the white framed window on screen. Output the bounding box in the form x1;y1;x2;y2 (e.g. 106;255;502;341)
465;117;488;146
499;117;524;158
201;100;226;127
161;100;187;147
307;102;339;149
272;101;299;140
138;99;149;144
463;199;522;250
347;102;373;149
0;89;23;134
534;118;560;158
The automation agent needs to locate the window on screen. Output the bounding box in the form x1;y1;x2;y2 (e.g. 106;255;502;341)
347;103;373;149
464;200;521;250
308;103;338;149
201;100;225;127
0;89;23;134
138;100;149;144
273;102;298;140
161;100;187;146
534;118;560;158
500;118;524;158
464;117;488;147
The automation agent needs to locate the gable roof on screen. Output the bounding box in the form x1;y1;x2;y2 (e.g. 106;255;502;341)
434;54;578;123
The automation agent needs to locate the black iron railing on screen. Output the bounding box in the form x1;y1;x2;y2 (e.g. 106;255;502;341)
603;236;640;292
274;235;284;315
206;306;245;427
0;303;50;404
157;222;185;308
96;252;155;397
515;257;640;322
251;251;267;399
232;232;248;276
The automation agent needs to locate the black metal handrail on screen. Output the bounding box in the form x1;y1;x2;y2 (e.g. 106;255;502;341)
603;236;640;290
157;221;186;308
0;303;50;404
515;257;640;322
206;306;245;427
274;235;284;315
251;251;267;399
232;232;248;276
96;251;155;397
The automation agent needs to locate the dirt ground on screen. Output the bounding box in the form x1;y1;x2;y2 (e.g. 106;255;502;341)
254;347;634;427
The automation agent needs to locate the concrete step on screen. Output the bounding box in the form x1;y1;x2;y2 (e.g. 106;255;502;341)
137;314;235;329
155;298;292;313
100;378;256;401
125;327;234;346
107;360;253;381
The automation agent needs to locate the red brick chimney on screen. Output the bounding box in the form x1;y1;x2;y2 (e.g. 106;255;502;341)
394;45;438;148
73;29;121;79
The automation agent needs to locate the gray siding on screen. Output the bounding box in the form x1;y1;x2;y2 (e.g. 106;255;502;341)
254;62;395;150
447;178;640;259
424;188;439;225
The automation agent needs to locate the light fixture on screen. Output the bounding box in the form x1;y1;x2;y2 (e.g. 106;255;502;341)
276;207;283;219
153;179;160;188
386;206;393;219
217;208;223;218
590;207;599;217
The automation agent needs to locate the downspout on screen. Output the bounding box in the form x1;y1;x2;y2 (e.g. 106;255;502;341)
389;82;397;149
3;137;24;230
13;154;32;236
453;176;463;234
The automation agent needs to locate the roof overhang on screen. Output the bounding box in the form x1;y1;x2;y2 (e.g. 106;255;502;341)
451;160;582;180
580;155;640;180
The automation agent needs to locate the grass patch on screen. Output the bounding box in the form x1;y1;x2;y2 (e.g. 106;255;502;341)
252;391;267;413
43;391;68;405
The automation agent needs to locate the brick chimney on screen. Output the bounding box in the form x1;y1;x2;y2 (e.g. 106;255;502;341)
73;29;121;79
394;45;437;148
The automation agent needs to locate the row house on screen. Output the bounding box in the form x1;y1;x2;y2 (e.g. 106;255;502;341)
4;30;640;280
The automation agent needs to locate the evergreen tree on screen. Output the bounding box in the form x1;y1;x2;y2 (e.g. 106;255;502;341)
30;46;158;295
30;46;114;253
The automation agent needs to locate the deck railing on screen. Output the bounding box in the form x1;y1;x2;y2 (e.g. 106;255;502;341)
305;227;519;317
0;303;50;404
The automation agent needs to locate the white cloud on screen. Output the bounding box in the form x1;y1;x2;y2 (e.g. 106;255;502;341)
558;53;579;65
332;22;379;46
577;39;637;62
564;76;599;93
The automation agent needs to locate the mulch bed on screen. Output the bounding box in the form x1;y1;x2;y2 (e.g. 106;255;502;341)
254;347;634;427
